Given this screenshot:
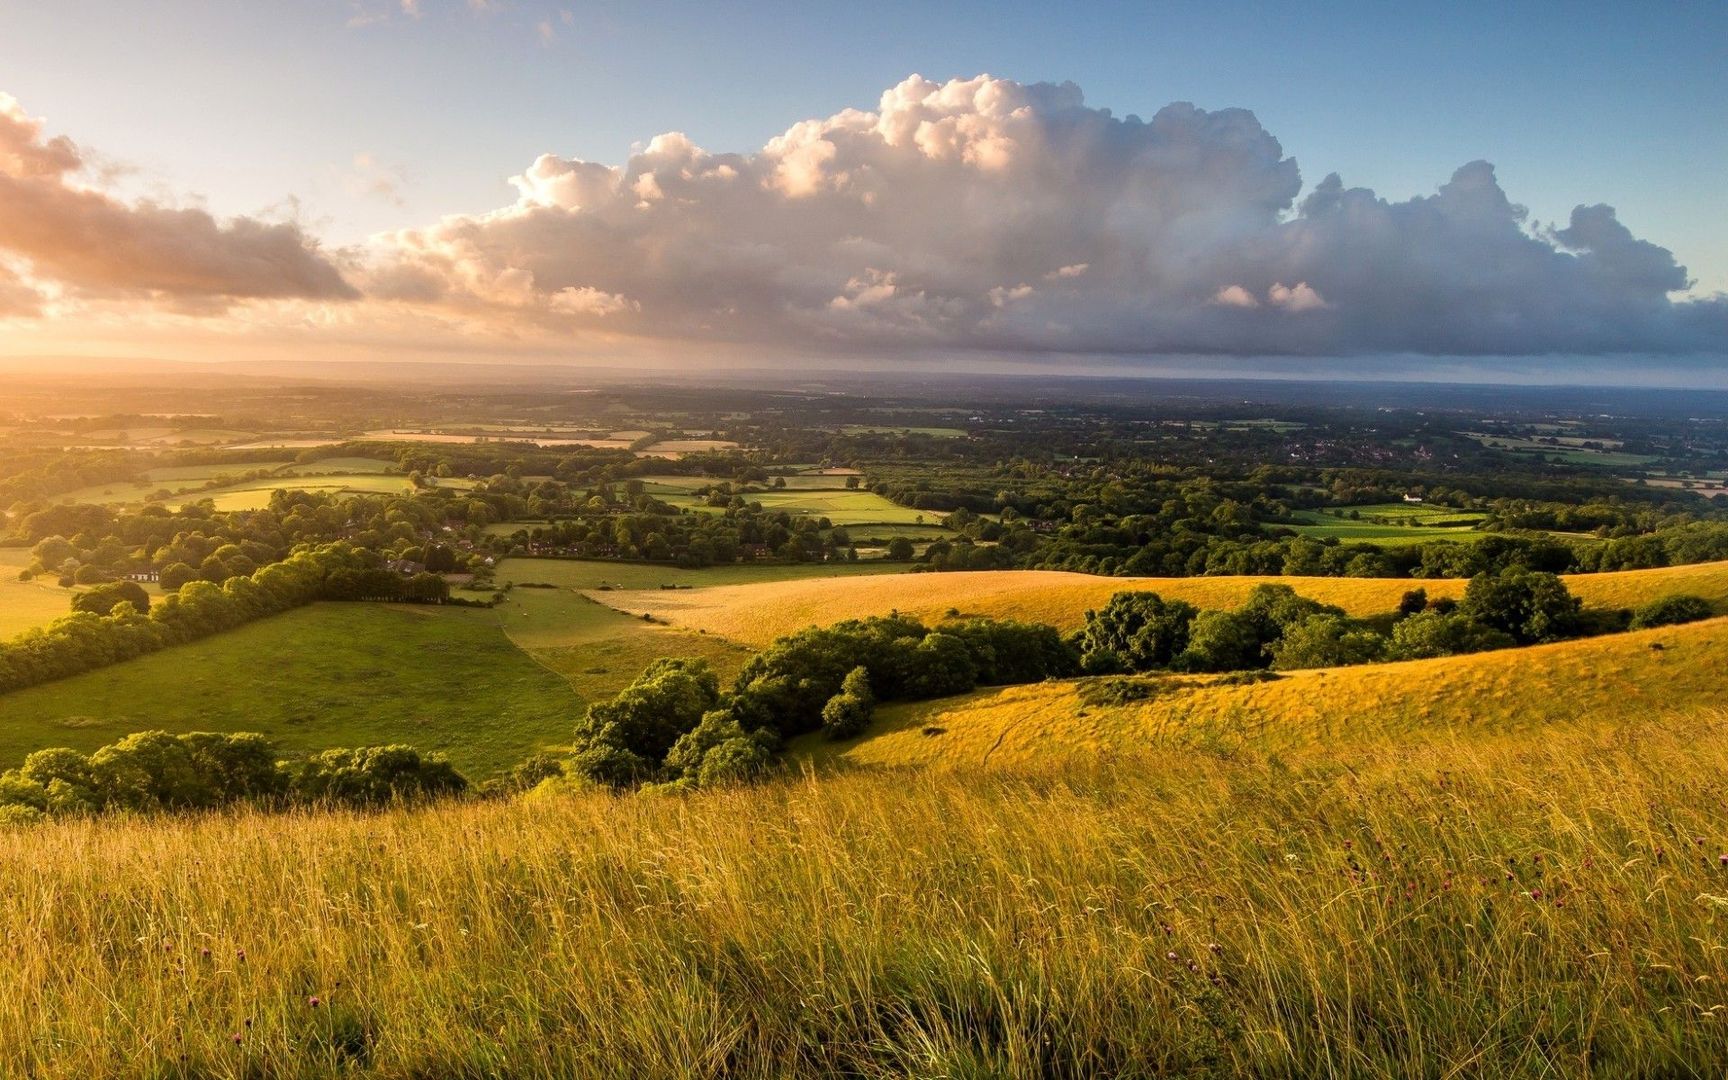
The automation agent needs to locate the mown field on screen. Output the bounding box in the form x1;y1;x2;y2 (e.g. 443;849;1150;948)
5;708;1728;1076
797;615;1728;770
0;603;581;775
588;561;1728;646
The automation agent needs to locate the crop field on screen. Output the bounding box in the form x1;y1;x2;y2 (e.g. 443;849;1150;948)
8;708;1728;1075
588;562;1728;646
0;604;581;775
798;615;1728;771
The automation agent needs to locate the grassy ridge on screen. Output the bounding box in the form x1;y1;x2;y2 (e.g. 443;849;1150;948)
4;713;1728;1076
590;561;1728;646
799;615;1728;770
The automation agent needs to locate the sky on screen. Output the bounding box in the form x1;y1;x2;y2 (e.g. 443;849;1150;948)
0;0;1723;381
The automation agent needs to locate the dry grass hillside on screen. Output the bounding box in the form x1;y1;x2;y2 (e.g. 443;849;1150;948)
589;560;1728;647
797;615;1728;771
9;710;1728;1077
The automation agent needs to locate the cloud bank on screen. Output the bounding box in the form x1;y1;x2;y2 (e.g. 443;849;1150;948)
2;76;1722;364
0;94;354;310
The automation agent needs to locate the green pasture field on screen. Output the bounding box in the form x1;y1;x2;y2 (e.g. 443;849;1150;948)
279;456;398;475
0;549;78;638
1461;432;1657;468
1287;502;1489;546
0;603;582;776
675;488;938;526
167;472;473;511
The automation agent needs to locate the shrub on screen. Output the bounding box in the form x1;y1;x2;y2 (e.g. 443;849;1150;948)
288;745;467;806
1270;615;1388;671
572;658;722;779
1630;594;1713;629
1388;610;1517;660
821;666;875;740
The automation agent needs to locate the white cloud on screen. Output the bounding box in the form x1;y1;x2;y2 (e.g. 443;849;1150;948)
1212;284;1258;308
1268;281;1326;312
0;93;355;308
364;73;1722;357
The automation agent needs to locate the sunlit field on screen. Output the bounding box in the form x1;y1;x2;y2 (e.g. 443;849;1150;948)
797;615;1728;769
4;710;1728;1077
588;561;1728;646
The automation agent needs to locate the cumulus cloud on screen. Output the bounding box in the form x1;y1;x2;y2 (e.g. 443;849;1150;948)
0;93;355;310
368;73;1723;358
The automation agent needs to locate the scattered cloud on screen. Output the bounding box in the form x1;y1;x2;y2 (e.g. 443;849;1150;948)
1212;285;1258;309
367;74;1723;357
0;93;356;309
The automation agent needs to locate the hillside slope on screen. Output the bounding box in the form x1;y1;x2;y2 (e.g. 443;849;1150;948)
589;560;1728;646
797;615;1728;770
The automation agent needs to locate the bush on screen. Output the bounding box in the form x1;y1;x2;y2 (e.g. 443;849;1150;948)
1269;615;1388;671
288;745;467;806
1388;610;1517;660
1630;594;1713;629
571;658;722;782
821;666;875;740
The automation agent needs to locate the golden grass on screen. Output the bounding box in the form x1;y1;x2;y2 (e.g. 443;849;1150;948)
6;712;1728;1076
800;616;1728;771
588;561;1728;647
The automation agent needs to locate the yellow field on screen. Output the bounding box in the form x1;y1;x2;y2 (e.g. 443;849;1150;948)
798;615;1728;770
588;561;1728;646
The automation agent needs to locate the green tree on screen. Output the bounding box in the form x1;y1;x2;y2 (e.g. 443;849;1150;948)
71;580;151;617
1458;568;1582;644
1388;610;1516;660
1075;592;1198;673
1269;615;1388;671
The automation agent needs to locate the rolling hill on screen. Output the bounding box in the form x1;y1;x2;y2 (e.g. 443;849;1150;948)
587;560;1728;647
796;615;1728;770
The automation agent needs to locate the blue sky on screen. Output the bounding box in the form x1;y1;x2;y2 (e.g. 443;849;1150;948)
0;1;1721;373
2;0;1721;290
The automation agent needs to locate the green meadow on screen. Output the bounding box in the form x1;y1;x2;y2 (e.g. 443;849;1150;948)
1287;502;1490;546
0;603;582;776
